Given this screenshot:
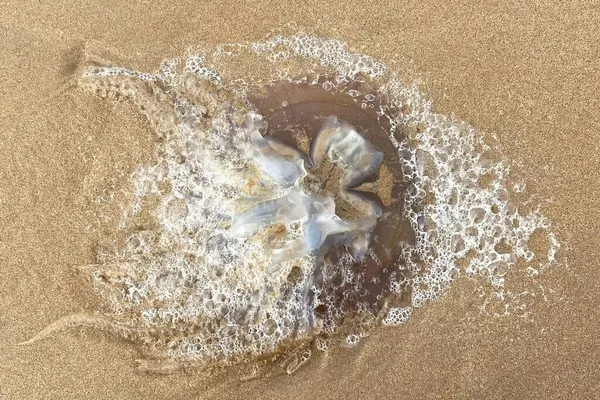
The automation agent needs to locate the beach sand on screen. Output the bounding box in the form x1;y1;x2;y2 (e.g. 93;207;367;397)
1;1;599;398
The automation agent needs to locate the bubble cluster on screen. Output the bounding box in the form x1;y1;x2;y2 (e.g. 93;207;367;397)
382;307;413;326
391;112;558;310
252;34;387;79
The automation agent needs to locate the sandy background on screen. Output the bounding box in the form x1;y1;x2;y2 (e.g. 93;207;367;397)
1;1;599;399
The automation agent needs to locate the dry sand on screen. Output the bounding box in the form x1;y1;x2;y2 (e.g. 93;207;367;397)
1;1;599;399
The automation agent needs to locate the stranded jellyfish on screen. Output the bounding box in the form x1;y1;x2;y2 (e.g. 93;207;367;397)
22;33;559;376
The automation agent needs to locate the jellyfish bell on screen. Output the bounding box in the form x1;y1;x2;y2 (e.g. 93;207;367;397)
247;75;415;320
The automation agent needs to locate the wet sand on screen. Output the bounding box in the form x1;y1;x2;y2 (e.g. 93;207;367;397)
1;1;599;399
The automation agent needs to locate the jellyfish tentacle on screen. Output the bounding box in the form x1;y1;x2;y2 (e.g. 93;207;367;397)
229;188;335;238
269;210;377;263
312;115;384;188
264;136;314;169
229;188;307;237
339;187;383;217
246;112;306;188
349;232;370;260
310;115;339;167
268;238;306;263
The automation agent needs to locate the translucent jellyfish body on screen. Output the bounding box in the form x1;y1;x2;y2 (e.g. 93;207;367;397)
229;114;384;265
